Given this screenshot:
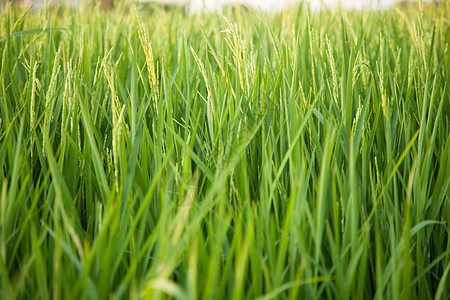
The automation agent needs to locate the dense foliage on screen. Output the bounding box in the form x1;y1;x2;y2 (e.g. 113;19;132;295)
1;1;449;299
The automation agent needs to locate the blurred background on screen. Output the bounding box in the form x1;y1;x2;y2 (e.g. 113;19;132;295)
6;0;438;11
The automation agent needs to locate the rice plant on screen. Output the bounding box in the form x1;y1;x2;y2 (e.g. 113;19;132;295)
0;1;449;299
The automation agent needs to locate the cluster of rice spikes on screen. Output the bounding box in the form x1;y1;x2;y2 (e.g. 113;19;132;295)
0;1;449;299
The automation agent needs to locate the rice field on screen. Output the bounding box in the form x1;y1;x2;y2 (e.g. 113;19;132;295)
0;1;449;299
